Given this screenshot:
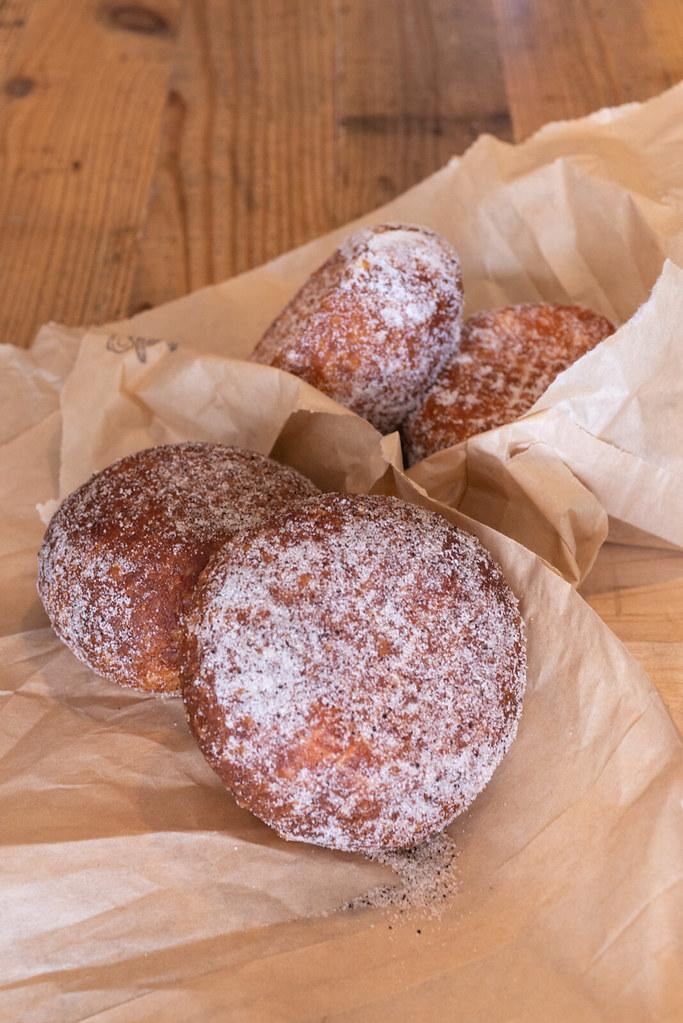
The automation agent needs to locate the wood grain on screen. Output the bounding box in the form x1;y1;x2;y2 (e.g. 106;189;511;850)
0;1;32;66
0;0;180;344
2;0;681;337
129;0;339;314
129;0;513;314
581;546;683;732
494;0;681;140
333;0;511;225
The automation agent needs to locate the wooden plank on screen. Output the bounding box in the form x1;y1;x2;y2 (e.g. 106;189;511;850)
129;0;513;314
29;0;683;316
4;0;683;334
333;0;512;225
494;0;681;140
128;0;338;314
625;642;683;733
0;0;180;346
0;1;32;65
645;0;683;85
581;546;683;731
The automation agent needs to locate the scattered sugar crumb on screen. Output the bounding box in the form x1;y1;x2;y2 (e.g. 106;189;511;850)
345;831;460;916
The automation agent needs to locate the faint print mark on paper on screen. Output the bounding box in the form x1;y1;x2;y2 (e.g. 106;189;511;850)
106;336;178;363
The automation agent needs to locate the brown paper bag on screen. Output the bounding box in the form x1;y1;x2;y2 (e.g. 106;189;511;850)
408;260;683;582
1;326;680;1022
2;85;682;1020
101;83;683;584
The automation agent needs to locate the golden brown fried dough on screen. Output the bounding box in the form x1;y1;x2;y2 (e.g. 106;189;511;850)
182;494;526;853
252;224;464;434
37;443;318;694
402;303;615;464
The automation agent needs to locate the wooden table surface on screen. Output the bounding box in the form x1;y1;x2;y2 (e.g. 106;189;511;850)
1;1;682;730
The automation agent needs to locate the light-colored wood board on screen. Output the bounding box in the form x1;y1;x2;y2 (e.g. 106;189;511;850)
0;0;180;346
624;641;683;734
582;545;683;732
493;0;680;140
128;0;512;313
6;0;683;332
333;0;511;226
645;0;683;85
0;0;32;66
128;0;338;315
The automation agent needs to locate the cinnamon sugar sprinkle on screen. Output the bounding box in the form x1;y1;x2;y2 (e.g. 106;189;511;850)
252;224;464;433
346;831;461;916
184;494;526;855
403;303;615;462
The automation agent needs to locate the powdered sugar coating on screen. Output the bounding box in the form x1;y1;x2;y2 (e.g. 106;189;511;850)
402;303;615;464
182;494;526;854
251;224;464;434
37;443;318;694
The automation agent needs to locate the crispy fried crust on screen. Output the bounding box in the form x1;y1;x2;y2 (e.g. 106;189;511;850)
251;224;464;434
182;494;526;853
402;303;615;464
37;443;317;694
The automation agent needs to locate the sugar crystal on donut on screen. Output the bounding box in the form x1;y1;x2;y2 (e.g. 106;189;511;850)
37;442;318;694
182;493;526;854
402;303;615;463
251;224;464;434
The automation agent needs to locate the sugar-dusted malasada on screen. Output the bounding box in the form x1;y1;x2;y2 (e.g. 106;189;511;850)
37;443;318;694
251;224;464;434
402;303;615;464
182;493;526;853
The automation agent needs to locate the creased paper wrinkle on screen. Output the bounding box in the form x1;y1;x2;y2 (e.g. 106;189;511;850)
0;86;682;1021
